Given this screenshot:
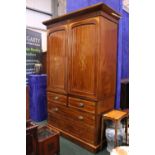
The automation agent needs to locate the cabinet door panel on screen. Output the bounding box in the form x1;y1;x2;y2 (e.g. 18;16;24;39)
69;18;99;99
47;26;67;93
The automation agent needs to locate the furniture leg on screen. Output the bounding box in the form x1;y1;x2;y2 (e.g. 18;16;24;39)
100;116;104;150
125;117;128;145
114;121;118;147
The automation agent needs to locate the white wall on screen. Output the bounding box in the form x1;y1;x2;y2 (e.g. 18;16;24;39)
58;0;66;16
27;0;53;13
26;0;54;52
123;0;129;12
26;0;67;51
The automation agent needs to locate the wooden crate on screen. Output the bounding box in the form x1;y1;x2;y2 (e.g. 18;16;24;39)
38;126;60;155
26;120;38;155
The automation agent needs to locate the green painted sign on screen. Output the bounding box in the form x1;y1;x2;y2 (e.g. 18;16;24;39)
26;29;42;84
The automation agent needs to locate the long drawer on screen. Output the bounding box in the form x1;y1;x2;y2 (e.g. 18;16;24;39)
48;102;95;126
48;102;96;144
47;92;67;105
68;97;96;114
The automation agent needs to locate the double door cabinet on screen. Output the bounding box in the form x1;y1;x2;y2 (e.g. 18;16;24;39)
43;3;120;152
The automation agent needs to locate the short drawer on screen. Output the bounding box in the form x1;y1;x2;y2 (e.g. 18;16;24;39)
48;102;66;116
68;97;95;114
47;92;67;105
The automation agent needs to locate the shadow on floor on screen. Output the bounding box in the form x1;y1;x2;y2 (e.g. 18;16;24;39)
60;137;110;155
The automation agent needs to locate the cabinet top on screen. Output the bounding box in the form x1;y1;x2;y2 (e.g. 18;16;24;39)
43;3;121;26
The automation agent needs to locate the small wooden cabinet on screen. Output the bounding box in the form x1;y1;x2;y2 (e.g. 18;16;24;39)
26;120;38;155
43;3;120;152
38;126;60;155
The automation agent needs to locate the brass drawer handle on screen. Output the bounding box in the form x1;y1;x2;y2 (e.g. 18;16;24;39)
78;116;84;120
53;96;59;100
78;103;84;107
53;107;59;112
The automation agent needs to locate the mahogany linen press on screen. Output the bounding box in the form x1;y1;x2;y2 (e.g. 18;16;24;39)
43;3;120;152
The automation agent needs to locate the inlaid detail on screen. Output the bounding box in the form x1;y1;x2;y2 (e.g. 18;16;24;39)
79;54;86;71
69;19;98;98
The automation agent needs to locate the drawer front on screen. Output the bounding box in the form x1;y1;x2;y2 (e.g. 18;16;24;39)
48;103;96;144
48;113;95;144
68;97;95;114
48;102;95;126
47;92;67;105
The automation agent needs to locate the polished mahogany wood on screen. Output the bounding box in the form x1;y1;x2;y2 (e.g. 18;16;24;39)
43;3;120;152
98;16;118;99
48;102;95;144
42;52;47;74
48;124;102;153
68;97;95;114
68;18;98;99
43;3;120;26
47;92;67;106
47;25;68;94
48;102;95;126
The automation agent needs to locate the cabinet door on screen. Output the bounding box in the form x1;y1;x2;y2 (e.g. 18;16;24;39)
47;25;68;94
68;18;99;99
